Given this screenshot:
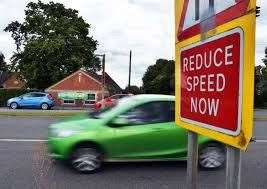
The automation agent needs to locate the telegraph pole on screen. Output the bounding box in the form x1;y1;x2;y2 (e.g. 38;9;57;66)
95;54;106;102
101;54;106;102
128;50;132;92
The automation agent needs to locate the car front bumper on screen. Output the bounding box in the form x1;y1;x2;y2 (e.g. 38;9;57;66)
47;137;73;160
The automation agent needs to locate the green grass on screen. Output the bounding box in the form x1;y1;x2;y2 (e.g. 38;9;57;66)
0;110;87;117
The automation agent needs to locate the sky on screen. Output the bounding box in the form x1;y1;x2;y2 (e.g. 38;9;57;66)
0;0;266;88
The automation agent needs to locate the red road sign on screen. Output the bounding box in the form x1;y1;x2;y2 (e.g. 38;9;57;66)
180;28;243;135
178;0;249;41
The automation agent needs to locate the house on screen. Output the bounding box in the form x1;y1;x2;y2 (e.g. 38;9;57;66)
0;72;25;89
45;69;122;107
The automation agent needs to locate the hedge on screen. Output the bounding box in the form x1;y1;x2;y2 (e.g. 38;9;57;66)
0;89;33;107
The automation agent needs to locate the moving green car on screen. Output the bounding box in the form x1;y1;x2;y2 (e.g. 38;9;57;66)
48;95;225;173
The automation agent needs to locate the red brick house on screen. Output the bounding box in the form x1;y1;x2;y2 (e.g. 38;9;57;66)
45;69;122;107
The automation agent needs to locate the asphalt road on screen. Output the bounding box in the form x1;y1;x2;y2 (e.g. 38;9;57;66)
0;117;267;189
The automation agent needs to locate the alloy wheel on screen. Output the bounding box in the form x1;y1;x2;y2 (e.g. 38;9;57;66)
10;102;18;109
71;147;103;173
199;144;225;169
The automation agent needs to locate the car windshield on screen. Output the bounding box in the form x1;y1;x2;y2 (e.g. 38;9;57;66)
89;97;130;119
89;106;115;118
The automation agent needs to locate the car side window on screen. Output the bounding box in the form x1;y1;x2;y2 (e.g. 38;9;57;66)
110;95;120;100
118;95;126;99
119;101;175;126
23;93;34;97
33;93;45;97
111;95;126;100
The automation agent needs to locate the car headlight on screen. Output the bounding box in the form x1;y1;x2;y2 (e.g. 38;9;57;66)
49;128;77;138
57;130;77;137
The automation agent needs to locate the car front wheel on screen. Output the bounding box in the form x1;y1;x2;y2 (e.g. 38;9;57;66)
10;102;18;109
71;147;103;174
199;143;226;169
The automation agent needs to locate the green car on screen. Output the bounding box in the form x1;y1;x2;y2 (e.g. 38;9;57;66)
48;95;225;173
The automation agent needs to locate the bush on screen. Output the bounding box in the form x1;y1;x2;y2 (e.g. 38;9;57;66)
0;89;31;107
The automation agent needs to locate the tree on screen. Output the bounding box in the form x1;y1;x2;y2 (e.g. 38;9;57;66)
263;47;267;65
254;47;267;107
4;1;100;89
261;47;267;80
254;65;264;107
0;52;8;73
142;59;174;95
124;85;142;95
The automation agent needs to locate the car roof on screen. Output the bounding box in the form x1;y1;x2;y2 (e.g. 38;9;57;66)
98;94;174;120
116;94;175;108
128;94;175;102
99;94;175;120
29;92;47;94
110;94;129;97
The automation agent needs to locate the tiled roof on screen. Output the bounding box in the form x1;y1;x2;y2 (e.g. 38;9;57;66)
86;70;122;92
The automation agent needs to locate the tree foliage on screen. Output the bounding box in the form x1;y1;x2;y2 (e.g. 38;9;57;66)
254;47;267;107
4;1;100;89
124;85;142;95
142;59;174;95
0;52;8;73
262;47;267;78
254;65;264;107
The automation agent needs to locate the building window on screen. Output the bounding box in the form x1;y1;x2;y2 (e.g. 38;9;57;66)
63;99;75;105
84;100;95;105
84;93;96;105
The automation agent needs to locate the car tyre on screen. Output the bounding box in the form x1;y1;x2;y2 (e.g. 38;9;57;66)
41;103;49;110
199;143;226;169
70;147;103;174
10;102;18;110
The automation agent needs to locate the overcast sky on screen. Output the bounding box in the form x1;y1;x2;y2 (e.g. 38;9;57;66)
0;0;266;88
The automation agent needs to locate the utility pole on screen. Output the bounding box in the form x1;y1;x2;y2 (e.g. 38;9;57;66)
128;50;132;92
102;54;106;102
95;54;106;103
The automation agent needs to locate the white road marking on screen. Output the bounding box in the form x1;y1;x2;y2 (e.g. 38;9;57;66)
255;140;267;143
0;139;47;142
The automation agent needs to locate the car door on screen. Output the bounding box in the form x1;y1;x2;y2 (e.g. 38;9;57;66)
31;93;45;107
109;101;188;160
19;93;35;107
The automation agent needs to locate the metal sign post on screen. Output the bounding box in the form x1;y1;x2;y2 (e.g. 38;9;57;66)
187;131;198;189
226;146;241;189
176;1;256;189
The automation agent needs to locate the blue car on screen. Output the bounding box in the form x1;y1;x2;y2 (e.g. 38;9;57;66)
7;92;55;110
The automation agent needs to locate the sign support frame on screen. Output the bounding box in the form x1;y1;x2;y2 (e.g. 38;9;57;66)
187;131;198;189
177;1;256;189
226;146;241;189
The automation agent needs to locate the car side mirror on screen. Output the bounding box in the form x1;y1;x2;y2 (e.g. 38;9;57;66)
110;117;129;127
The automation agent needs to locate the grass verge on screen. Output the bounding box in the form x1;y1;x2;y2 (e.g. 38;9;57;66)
0;110;87;117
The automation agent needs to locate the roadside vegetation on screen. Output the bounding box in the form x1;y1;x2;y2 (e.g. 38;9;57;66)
254;47;267;108
4;1;100;90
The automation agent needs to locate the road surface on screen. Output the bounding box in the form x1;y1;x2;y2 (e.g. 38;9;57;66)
0;117;266;189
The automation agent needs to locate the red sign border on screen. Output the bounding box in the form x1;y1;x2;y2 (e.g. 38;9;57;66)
179;27;244;136
177;0;249;41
